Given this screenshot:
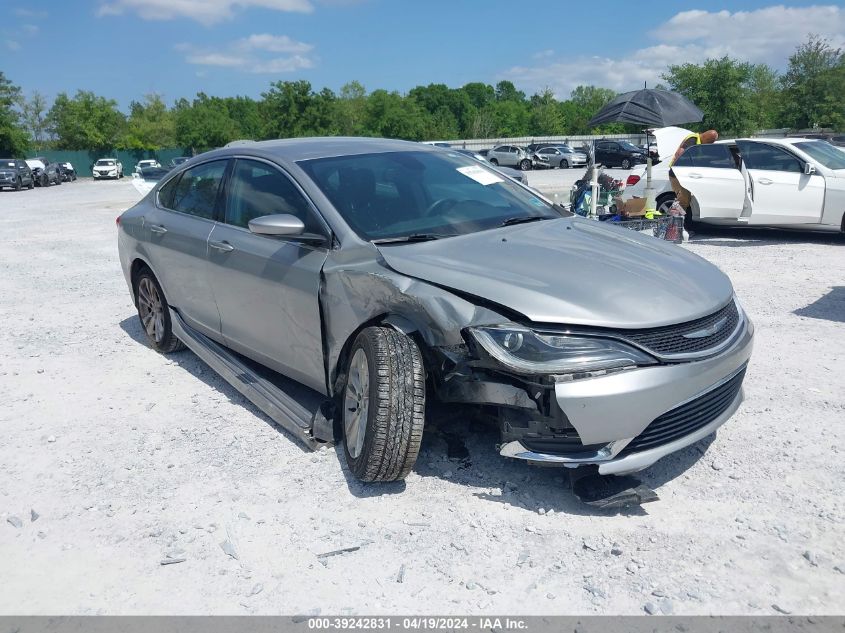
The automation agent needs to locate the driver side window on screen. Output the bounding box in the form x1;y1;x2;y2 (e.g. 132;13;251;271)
738;143;803;173
225;159;322;233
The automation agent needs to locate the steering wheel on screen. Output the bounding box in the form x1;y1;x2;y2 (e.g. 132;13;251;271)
423;198;458;218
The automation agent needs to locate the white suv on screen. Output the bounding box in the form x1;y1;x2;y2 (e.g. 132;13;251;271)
93;158;123;180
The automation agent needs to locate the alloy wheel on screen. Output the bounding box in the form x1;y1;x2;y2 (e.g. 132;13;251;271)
137;277;165;344
343;348;370;459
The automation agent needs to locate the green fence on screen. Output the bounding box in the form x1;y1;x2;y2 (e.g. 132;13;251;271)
25;148;193;178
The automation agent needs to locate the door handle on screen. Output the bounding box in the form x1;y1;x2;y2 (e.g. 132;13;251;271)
688;173;703;179
757;178;773;185
209;241;234;253
149;224;167;234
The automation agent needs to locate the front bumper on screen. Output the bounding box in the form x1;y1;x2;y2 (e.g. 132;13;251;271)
492;314;754;474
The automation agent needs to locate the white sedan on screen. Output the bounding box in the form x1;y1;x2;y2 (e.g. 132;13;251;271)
134;159;161;173
624;138;845;232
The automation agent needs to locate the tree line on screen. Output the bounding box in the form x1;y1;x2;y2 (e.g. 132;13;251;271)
1;35;842;157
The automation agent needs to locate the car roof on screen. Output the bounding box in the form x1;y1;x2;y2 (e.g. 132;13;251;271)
206;137;434;162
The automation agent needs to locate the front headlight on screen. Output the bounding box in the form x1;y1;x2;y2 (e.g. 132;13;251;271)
468;325;656;375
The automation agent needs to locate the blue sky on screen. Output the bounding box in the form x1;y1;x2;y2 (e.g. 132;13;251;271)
3;1;844;109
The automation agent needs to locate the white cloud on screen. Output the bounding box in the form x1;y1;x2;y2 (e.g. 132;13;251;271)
21;24;39;35
5;39;20;51
178;35;315;74
235;33;313;54
98;0;313;25
502;4;845;99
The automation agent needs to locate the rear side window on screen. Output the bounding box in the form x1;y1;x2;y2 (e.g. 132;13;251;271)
737;142;802;173
676;144;735;168
158;175;180;209
170;160;228;219
225;159;321;233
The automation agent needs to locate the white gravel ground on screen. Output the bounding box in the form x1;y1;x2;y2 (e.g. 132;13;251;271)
1;177;843;616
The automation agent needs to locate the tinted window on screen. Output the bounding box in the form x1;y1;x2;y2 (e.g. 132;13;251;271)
738;142;802;172
673;149;694;167
298;150;559;241
225;159;320;233
680;144;736;168
171;160;227;219
793;141;845;170
158;175;180;209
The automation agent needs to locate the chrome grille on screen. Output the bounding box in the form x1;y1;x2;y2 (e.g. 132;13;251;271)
620;366;746;456
617;300;740;357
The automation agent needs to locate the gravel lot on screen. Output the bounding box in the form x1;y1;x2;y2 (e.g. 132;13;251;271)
1;177;843;616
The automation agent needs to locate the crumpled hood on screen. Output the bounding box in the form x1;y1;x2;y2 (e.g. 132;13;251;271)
377;218;734;329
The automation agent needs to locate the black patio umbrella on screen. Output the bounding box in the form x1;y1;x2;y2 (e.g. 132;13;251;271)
587;88;703;128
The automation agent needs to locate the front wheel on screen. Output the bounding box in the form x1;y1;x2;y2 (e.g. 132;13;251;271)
560;159;569;169
519;159;532;171
27;178;34;189
134;270;185;353
14;177;21;191
342;327;425;483
621;158;631;169
489;158;498;166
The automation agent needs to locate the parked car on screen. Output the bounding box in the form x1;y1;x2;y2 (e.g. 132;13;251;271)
118;137;753;483
59;162;77;182
624;138;845;231
451;148;527;184
26;158;62;186
535;145;588;169
134;159;161;173
487;145;535;171
0;158;35;190
93;158;123;179
594;140;648;169
169;157;191;168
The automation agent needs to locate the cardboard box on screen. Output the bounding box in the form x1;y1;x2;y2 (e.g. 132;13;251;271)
622;197;647;217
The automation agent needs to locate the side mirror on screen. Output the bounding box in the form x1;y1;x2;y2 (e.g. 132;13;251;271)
804;163;816;175
248;214;305;236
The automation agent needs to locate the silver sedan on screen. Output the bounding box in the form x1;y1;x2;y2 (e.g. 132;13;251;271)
118;138;753;484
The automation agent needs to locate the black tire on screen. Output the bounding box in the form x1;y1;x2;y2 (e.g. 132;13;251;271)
14;177;21;191
342;326;425;483
56;175;62;185
656;193;676;215
27;178;34;189
134;269;185;354
621;158;631;169
489;158;498;166
40;174;47;187
560;159;569;169
519;159;532;171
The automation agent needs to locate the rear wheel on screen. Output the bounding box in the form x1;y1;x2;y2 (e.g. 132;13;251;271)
560;159;569;169
342;327;425;483
134;270;185;353
621;158;631;169
656;193;676;215
489;158;499;166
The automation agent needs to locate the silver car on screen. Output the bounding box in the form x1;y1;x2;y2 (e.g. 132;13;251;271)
118;138;753;483
536;145;588;169
486;145;534;171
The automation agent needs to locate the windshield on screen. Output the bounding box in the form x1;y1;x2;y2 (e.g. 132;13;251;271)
794;141;845;170
96;160;115;166
298;150;559;241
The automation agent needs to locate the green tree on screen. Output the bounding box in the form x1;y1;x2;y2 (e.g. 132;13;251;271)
121;94;175;149
747;65;781;131
364;90;426;140
663;57;758;135
260;80;338;138
461;82;495;110
335;81;368;136
530;88;564;135
49;90;126;150
173;94;240;152
18;91;49;151
0;72;28;155
780;35;844;129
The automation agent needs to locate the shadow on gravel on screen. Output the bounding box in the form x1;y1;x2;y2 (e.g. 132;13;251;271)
119;314;310;453
689;225;844;247
793;286;845;324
